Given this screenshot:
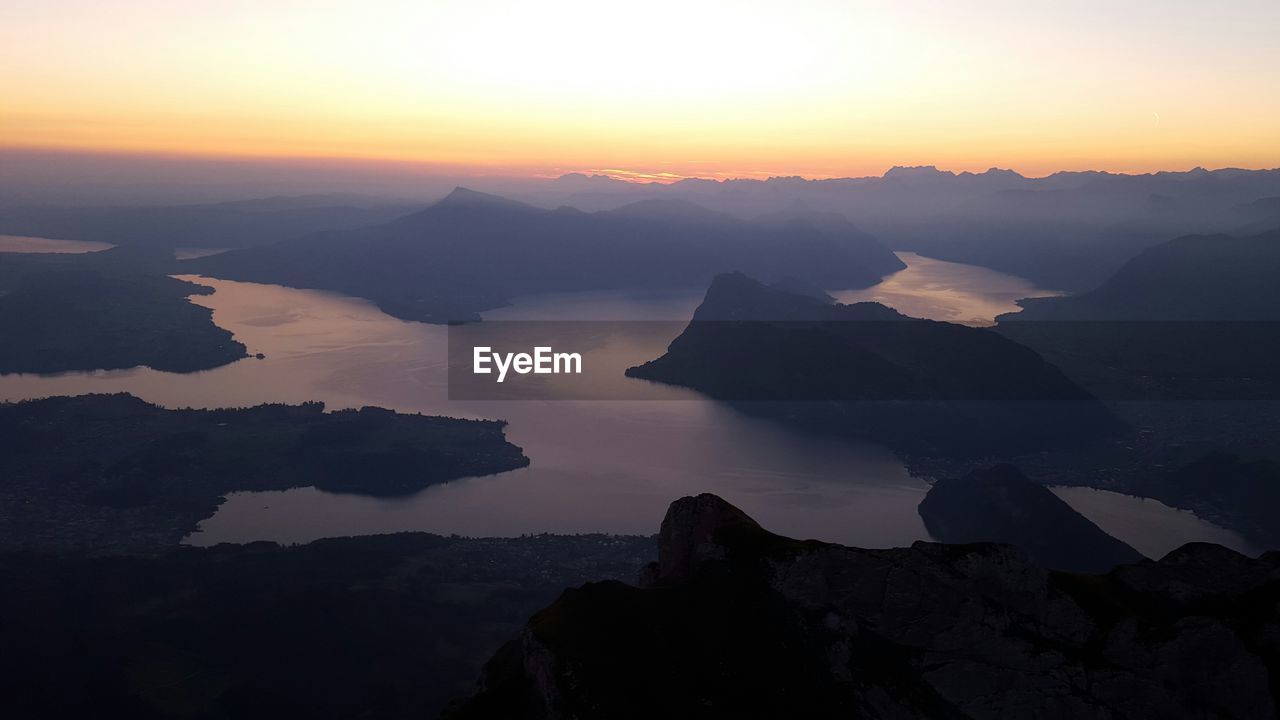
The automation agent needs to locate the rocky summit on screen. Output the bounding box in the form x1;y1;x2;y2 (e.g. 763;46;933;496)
449;494;1280;719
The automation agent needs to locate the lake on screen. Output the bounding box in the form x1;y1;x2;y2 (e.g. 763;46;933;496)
0;244;1257;557
832;251;1061;326
0;234;113;254
1049;486;1261;559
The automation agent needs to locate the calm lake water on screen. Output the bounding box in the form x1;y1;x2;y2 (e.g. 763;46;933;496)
1049;486;1261;558
833;252;1061;326
0;234;113;254
174;247;230;260
0;243;1257;557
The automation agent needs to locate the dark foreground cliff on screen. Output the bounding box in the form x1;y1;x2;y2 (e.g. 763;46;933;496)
449;494;1280;719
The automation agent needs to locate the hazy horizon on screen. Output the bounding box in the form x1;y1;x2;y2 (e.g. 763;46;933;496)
4;145;1279;206
5;0;1280;183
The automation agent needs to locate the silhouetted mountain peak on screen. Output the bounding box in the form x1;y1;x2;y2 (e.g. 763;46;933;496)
919;465;1143;573
193;190;906;323
628;272;1117;454
883;165;955;180
697;271;903;322
647;493;772;586
671;177;722;188
981;167;1024;179
432;186;541;213
553;172;627;188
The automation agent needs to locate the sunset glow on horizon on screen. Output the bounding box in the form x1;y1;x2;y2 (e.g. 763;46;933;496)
4;0;1280;180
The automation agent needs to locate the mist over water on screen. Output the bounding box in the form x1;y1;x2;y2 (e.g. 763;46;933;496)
0;241;1251;555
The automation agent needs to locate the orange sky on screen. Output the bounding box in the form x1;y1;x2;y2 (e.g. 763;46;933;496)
4;0;1279;180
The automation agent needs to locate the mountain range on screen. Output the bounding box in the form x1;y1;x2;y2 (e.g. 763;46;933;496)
523;167;1280;291
0;194;420;250
188;188;905;322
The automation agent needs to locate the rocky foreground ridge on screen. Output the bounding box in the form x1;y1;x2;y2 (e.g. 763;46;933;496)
449;494;1280;719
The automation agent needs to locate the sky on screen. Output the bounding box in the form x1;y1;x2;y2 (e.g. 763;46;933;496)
3;0;1279;180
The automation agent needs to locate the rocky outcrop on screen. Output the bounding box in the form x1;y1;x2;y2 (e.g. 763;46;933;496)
448;494;1280;719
